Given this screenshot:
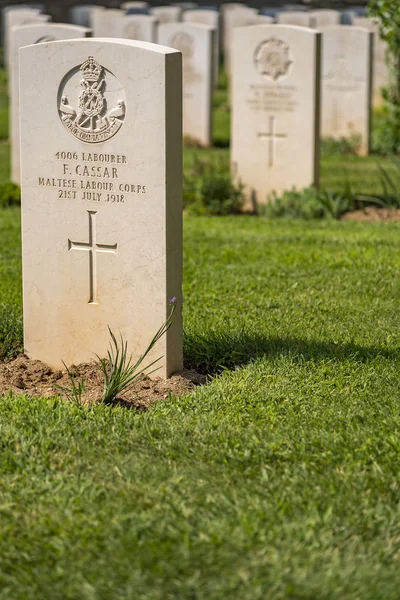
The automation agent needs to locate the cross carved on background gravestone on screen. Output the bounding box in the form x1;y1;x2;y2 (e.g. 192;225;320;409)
257;116;287;167
68;210;118;304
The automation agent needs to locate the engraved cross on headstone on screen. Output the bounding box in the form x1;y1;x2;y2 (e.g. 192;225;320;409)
68;210;117;304
258;116;287;167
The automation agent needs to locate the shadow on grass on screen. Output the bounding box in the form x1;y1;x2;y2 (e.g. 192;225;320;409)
184;330;399;375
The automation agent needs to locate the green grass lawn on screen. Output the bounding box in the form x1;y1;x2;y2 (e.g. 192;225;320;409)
2;213;400;599
2;71;400;599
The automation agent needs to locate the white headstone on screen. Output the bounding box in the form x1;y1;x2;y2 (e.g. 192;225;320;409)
310;9;340;28
113;14;157;42
231;25;321;205
4;8;50;67
151;6;182;24
159;22;214;146
182;9;219;86
91;9;125;37
20;39;183;377
2;4;43;45
353;17;389;108
69;5;98;28
321;26;372;156
120;1;149;8
10;23;92;184
223;6;258;74
277;12;315;27
253;16;275;24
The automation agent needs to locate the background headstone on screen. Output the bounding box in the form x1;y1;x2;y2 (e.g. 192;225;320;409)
151;6;181;24
321;26;372;156
91;8;124;37
113;14;157;42
2;4;44;44
159;22;214;146
310;9;340;28
223;6;258;74
4;7;50;67
69;5;97;28
120;1;149;8
10;23;91;184
231;24;321;205
353;16;389;109
182;8;219;86
277;12;315;27
20;38;183;377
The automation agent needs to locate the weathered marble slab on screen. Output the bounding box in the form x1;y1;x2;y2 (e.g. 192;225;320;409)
20;39;183;377
159;22;214;145
321;25;372;156
277;11;315;27
4;7;50;67
353;16;389;108
231;24;321;205
311;9;340;28
183;8;219;86
113;14;157;42
151;6;182;24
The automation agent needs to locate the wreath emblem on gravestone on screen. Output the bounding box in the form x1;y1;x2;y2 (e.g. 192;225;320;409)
58;56;126;144
253;38;292;81
170;32;195;61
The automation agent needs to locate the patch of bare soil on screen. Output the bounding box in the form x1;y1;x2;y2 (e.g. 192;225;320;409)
341;207;400;222
0;356;206;409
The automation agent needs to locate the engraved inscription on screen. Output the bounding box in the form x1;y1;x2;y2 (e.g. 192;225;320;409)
58;57;126;144
258;116;287;167
247;84;299;114
38;150;148;204
254;38;292;82
68;210;117;304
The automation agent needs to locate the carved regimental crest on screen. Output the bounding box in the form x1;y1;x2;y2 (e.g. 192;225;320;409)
254;38;292;81
58;56;126;144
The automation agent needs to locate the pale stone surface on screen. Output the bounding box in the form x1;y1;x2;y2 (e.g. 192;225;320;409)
159;22;214;146
231;25;321;205
91;9;125;37
353;17;389;108
4;8;50;67
69;5;98;28
277;12;315;27
321;26;372;156
253;16;275;24
223;6;258;74
20;38;183;377
120;1;149;9
183;9;219;86
10;23;91;184
310;9;340;28
2;4;42;45
113;15;157;42
151;6;182;24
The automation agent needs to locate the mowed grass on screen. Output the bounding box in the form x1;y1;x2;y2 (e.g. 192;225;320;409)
2;212;400;599
2;70;400;598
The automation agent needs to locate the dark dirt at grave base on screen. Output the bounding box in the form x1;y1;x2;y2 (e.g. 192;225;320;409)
0;356;205;409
